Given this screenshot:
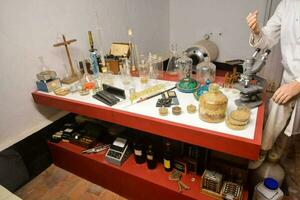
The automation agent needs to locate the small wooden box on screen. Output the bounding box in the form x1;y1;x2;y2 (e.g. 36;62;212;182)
200;170;223;200
106;60;121;75
110;43;130;57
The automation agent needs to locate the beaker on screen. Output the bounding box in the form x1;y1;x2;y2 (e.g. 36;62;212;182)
120;59;132;85
153;57;164;79
138;60;150;84
102;63;114;85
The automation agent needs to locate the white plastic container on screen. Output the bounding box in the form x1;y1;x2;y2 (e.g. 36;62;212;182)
252;178;283;200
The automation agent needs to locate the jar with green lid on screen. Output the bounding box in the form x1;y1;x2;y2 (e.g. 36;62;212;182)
199;83;228;123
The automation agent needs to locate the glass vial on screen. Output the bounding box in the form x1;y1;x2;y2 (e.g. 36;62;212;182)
163;142;173;172
146;145;157;170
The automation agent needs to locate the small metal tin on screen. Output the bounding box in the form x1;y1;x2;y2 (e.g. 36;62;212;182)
172;106;182;115
187;104;196;114
159;107;168;116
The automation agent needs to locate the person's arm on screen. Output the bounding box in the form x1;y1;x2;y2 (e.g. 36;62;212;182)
248;1;285;49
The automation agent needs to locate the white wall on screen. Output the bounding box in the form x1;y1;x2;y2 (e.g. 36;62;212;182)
0;0;169;151
169;0;268;61
0;0;279;151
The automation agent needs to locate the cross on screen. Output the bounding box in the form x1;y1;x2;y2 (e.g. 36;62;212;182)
53;34;78;84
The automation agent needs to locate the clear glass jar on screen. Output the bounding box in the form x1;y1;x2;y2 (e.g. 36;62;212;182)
199;83;228;123
196;57;216;84
176;53;193;80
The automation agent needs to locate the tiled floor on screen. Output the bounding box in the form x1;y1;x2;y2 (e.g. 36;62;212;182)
15;165;127;200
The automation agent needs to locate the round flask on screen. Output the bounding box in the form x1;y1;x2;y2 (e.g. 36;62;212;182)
176;53;199;93
199;83;228;123
196;55;216;84
176;53;193;79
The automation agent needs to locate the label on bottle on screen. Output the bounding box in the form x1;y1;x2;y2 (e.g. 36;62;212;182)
147;155;153;160
164;159;171;169
64;128;73;133
134;149;142;156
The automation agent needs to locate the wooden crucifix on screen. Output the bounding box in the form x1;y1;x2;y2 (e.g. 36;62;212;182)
53;34;78;84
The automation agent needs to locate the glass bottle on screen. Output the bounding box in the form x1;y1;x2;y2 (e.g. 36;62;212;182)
133;140;146;164
163;142;173;172
128;28;140;72
199;83;228;123
146;145;157;170
196;53;216;84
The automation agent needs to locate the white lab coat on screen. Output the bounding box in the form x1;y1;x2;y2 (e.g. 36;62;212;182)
249;0;300;149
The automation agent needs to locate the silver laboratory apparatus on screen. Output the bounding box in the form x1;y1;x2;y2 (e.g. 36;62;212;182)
234;48;271;108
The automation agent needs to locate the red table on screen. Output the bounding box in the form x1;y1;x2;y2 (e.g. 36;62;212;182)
32;73;262;199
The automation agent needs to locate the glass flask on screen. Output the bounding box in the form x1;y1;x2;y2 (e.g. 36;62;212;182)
176;53;193;80
196;54;216;84
154;56;164;79
176;53;199;93
199;83;228;123
166;44;179;76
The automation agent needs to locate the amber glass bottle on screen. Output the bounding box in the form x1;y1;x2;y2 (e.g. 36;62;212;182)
133;140;146;164
163;142;173;172
146;145;157;170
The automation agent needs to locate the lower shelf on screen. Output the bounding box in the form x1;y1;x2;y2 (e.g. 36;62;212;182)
48;141;248;200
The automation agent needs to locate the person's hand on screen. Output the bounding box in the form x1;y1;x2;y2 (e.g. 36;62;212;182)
272;81;300;104
247;10;261;35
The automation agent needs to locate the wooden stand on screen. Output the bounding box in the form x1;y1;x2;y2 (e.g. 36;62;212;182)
53;34;78;84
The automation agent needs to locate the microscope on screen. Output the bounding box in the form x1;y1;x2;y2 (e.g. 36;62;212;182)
234;48;271;108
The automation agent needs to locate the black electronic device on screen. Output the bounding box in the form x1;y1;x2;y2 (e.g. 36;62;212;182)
105;137;131;166
102;84;126;99
93;90;120;106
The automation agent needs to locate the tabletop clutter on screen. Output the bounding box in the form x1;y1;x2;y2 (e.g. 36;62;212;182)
38;29;270;199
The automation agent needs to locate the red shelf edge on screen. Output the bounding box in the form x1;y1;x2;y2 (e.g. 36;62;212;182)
48;141;248;200
33;91;262;160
